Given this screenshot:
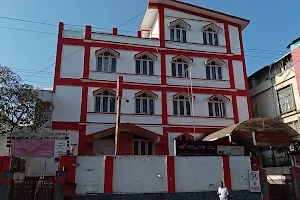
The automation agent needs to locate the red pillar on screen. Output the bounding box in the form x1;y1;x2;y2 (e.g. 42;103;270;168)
167;156;176;193
222;156;232;189
104;156;114;194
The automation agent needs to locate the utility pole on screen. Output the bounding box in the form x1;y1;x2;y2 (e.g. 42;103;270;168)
115;76;123;155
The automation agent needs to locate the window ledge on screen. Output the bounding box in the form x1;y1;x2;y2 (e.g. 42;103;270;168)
87;112;162;117
168;115;233;120
90;70;160;77
166;40;226;48
167;76;229;82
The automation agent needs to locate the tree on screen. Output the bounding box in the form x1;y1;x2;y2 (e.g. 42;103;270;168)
0;65;48;135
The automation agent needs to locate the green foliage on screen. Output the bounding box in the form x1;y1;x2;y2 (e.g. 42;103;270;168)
0;65;48;134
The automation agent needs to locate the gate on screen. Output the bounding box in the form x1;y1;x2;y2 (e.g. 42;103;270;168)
10;177;54;200
268;174;295;200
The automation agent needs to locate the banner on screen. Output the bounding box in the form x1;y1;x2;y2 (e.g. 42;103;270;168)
217;146;244;156
176;140;217;156
54;140;67;157
12;140;54;157
249;171;261;192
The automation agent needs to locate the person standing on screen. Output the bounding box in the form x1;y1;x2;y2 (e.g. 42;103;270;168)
217;181;229;200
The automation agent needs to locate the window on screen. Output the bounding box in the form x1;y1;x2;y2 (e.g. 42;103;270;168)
171;58;189;78
94;90;116;113
133;140;153;155
208;97;226;117
135;92;155;115
173;94;191;116
202;23;222;46
277;86;295;114
203;28;218;46
170;25;187;42
96;52;117;72
206;61;222;80
135;55;154;75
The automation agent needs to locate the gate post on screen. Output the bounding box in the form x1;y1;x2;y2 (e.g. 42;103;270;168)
290;167;300;200
259;168;270;200
54;171;65;200
0;171;13;200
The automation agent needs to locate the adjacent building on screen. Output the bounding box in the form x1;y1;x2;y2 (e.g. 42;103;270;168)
249;37;300;132
51;0;251;156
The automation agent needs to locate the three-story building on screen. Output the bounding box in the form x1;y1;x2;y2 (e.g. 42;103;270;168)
51;0;251;156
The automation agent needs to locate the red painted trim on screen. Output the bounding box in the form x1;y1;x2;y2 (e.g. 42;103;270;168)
55;77;249;96
1;156;11;171
227;59;235;88
168;115;233;120
134;90;158;98
238;25;252;118
134;51;157;59
112;28;118;35
231;95;239;123
150;2;249;26
79;86;88;155
171;55;193;62
90;70;160;77
95;47;120;56
167;156;176;193
84;25;91;79
167;75;230;82
224;23;231;54
222;156;232;189
52;121;79;130
85;25;92;40
104;156;114;194
61;37;243;60
53;22;64;92
87;112;161;117
137;31;141;38
166;39;227;49
59;156;77;183
93;88;116;96
167;127;218;133
158;4;165;48
172;91;195;99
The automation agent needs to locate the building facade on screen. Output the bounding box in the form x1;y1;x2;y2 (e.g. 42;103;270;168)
51;0;251;156
249;37;300;133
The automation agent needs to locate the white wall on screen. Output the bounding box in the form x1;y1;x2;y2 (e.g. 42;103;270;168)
164;9;226;53
233;60;245;90
165;54;230;88
25;157;58;177
151;16;159;38
52;86;82;122
229;25;241;55
91;33;160;47
175;156;223;192
237;96;249;121
113;156;167;193
60;45;84;78
89;49;161;84
230;156;251;190
75;156;105;194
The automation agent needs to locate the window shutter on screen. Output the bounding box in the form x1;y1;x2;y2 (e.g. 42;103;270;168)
110;97;116;112
206;66;211;79
203;32;207;45
102;97;108;112
178;64;183;77
143;61;147;74
182;30;187;42
217;67;222;80
170;29;175;41
149;99;154;115
149;61;154;75
179;101;184;115
97;57;102;71
142;99;148;113
208;33;213;45
136;99;141;113
186;101;191;115
136;60;140;74
208;102;213;116
214;34;219;46
111;58;116;72
212;66;216;79
95;97;101;112
172;63;176;77
173;101;178;115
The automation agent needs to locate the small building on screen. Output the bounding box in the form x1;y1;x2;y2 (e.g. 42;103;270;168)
248;37;300;133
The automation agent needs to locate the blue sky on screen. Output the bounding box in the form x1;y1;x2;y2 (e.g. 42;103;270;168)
0;0;299;88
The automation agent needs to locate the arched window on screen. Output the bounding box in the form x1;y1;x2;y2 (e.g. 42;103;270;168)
202;23;222;46
95;48;119;72
205;58;226;80
169;19;191;43
173;93;192;116
134;52;157;75
208;95;229;117
94;89;116;113
171;55;193;78
135;91;157;115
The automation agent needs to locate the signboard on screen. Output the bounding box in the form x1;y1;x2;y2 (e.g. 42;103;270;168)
54;140;67;157
249;171;261;192
217;146;245;156
176;140;217;156
12;140;54;157
255;133;289;144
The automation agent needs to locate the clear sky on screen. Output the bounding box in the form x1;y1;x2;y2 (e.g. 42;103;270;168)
1;0;299;88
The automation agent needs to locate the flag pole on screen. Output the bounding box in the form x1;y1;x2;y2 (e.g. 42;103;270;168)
115;76;123;155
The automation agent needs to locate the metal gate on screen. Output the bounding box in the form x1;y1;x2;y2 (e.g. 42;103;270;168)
10;177;54;200
268;174;295;200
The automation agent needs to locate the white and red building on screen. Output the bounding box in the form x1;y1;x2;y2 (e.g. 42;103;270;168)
51;0;251;156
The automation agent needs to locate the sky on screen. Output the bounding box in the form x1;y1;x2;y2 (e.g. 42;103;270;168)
0;0;300;88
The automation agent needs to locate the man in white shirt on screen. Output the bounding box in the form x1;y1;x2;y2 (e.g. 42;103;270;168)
217;181;229;200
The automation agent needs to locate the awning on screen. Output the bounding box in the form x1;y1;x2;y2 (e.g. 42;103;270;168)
203;118;298;146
